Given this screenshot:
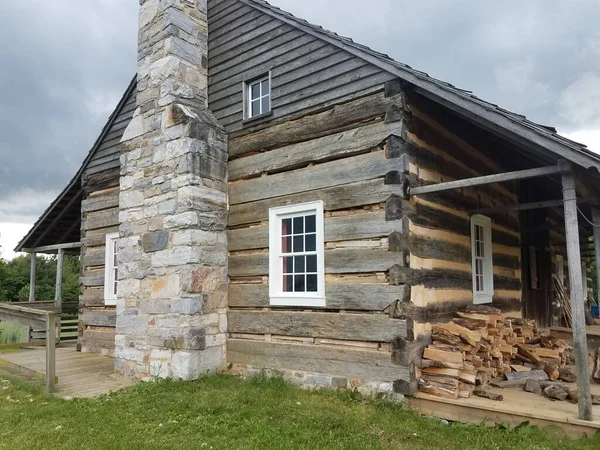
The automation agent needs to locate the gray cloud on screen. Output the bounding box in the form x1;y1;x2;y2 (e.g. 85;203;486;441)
1;0;599;226
0;0;138;223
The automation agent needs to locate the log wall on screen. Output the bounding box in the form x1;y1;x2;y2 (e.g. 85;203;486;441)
387;83;524;327
78;168;119;356
227;90;420;389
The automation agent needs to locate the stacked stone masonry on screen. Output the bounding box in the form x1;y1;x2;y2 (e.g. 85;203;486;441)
116;0;228;380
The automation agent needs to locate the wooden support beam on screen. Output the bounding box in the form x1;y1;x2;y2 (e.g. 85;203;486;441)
409;165;560;196
562;168;593;421
46;312;56;392
592;207;600;306
471;199;586;215
22;242;81;254
54;249;63;311
29;253;36;302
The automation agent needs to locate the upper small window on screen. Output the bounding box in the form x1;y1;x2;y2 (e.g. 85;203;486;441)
470;215;493;305
269;201;325;307
245;74;271;119
104;232;119;306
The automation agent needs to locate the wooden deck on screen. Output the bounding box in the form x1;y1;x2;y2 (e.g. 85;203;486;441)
408;383;600;438
0;343;134;398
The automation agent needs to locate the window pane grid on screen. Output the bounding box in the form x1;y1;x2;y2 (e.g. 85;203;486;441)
248;77;270;117
279;213;318;293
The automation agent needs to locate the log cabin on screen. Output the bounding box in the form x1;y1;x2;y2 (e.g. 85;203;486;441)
14;0;600;417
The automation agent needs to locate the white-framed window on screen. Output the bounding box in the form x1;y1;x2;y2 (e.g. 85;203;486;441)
268;201;325;307
104;232;119;305
470;215;494;304
244;73;271;119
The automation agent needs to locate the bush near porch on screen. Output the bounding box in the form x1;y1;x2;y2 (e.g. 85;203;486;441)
0;375;598;450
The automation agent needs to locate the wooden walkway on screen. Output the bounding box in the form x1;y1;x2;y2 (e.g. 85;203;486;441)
0;343;134;398
409;383;600;438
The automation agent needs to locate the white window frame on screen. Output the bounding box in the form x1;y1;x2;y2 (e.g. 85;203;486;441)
244;73;271;119
470;215;494;305
268;201;325;307
104;232;119;306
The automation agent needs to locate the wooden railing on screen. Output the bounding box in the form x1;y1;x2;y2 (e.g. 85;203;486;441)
0;302;58;391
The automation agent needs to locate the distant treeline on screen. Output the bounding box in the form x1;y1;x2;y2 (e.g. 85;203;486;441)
0;254;80;315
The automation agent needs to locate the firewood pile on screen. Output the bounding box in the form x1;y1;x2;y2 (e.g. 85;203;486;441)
418;305;578;401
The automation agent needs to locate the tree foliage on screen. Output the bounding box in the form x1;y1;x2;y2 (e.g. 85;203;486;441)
0;254;80;315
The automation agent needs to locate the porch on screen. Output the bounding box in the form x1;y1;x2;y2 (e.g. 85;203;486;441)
409;384;600;438
0;342;133;398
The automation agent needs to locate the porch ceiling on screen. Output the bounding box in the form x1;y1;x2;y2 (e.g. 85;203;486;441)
14;178;82;254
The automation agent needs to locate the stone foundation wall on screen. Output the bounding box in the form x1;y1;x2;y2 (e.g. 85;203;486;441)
228;364;405;402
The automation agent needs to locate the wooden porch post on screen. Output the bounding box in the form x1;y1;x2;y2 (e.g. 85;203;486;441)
45;311;56;392
29;253;36;302
592;207;600;306
562;168;593;421
55;249;63;310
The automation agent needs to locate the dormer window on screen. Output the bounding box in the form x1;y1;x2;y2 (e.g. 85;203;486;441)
245;73;271;119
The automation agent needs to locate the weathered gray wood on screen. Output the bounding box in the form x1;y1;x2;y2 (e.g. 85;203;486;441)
209;39;328;99
82;227;119;248
84;207;119;231
230;150;401;205
227;339;408;382
22;242;81;253
228;310;408;342
46;312;56;392
55;249;63;311
410;165;560;196
229;74;393;132
228;92;399;157
81;189;119;213
230;248;403;277
592;207;600;306
469;199;581;215
82;247;107;269
562;168;593;421
81;269;105;288
228;211;406;251
80;287;106;307
228;283;409;311
29;253;36;302
229;121;402;180
229;179;404;227
80;329;116;354
81;310;116;328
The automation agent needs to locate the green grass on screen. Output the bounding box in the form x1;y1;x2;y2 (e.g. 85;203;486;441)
0;374;598;450
0;322;28;345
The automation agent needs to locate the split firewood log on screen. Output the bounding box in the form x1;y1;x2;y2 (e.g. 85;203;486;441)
473;388;503;401
543;385;568;401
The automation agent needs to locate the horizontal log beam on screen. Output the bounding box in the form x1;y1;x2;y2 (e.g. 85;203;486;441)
469;199;586;215
228;310;408;342
22;242;81;253
227;339;409;382
409;165;561;196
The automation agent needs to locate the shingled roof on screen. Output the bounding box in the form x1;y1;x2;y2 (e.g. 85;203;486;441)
241;0;600;171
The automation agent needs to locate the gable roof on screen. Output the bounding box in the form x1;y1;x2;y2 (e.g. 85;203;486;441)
14;76;137;253
241;0;600;172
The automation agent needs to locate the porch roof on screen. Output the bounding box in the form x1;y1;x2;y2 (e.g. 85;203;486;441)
14;76;137;254
245;0;600;174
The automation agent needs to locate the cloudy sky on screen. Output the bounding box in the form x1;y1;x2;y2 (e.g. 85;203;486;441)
1;0;599;258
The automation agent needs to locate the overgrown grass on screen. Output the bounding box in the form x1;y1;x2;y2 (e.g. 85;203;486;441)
0;374;598;450
0;322;28;345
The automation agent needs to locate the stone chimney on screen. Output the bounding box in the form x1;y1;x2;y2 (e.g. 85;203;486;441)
115;0;228;379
